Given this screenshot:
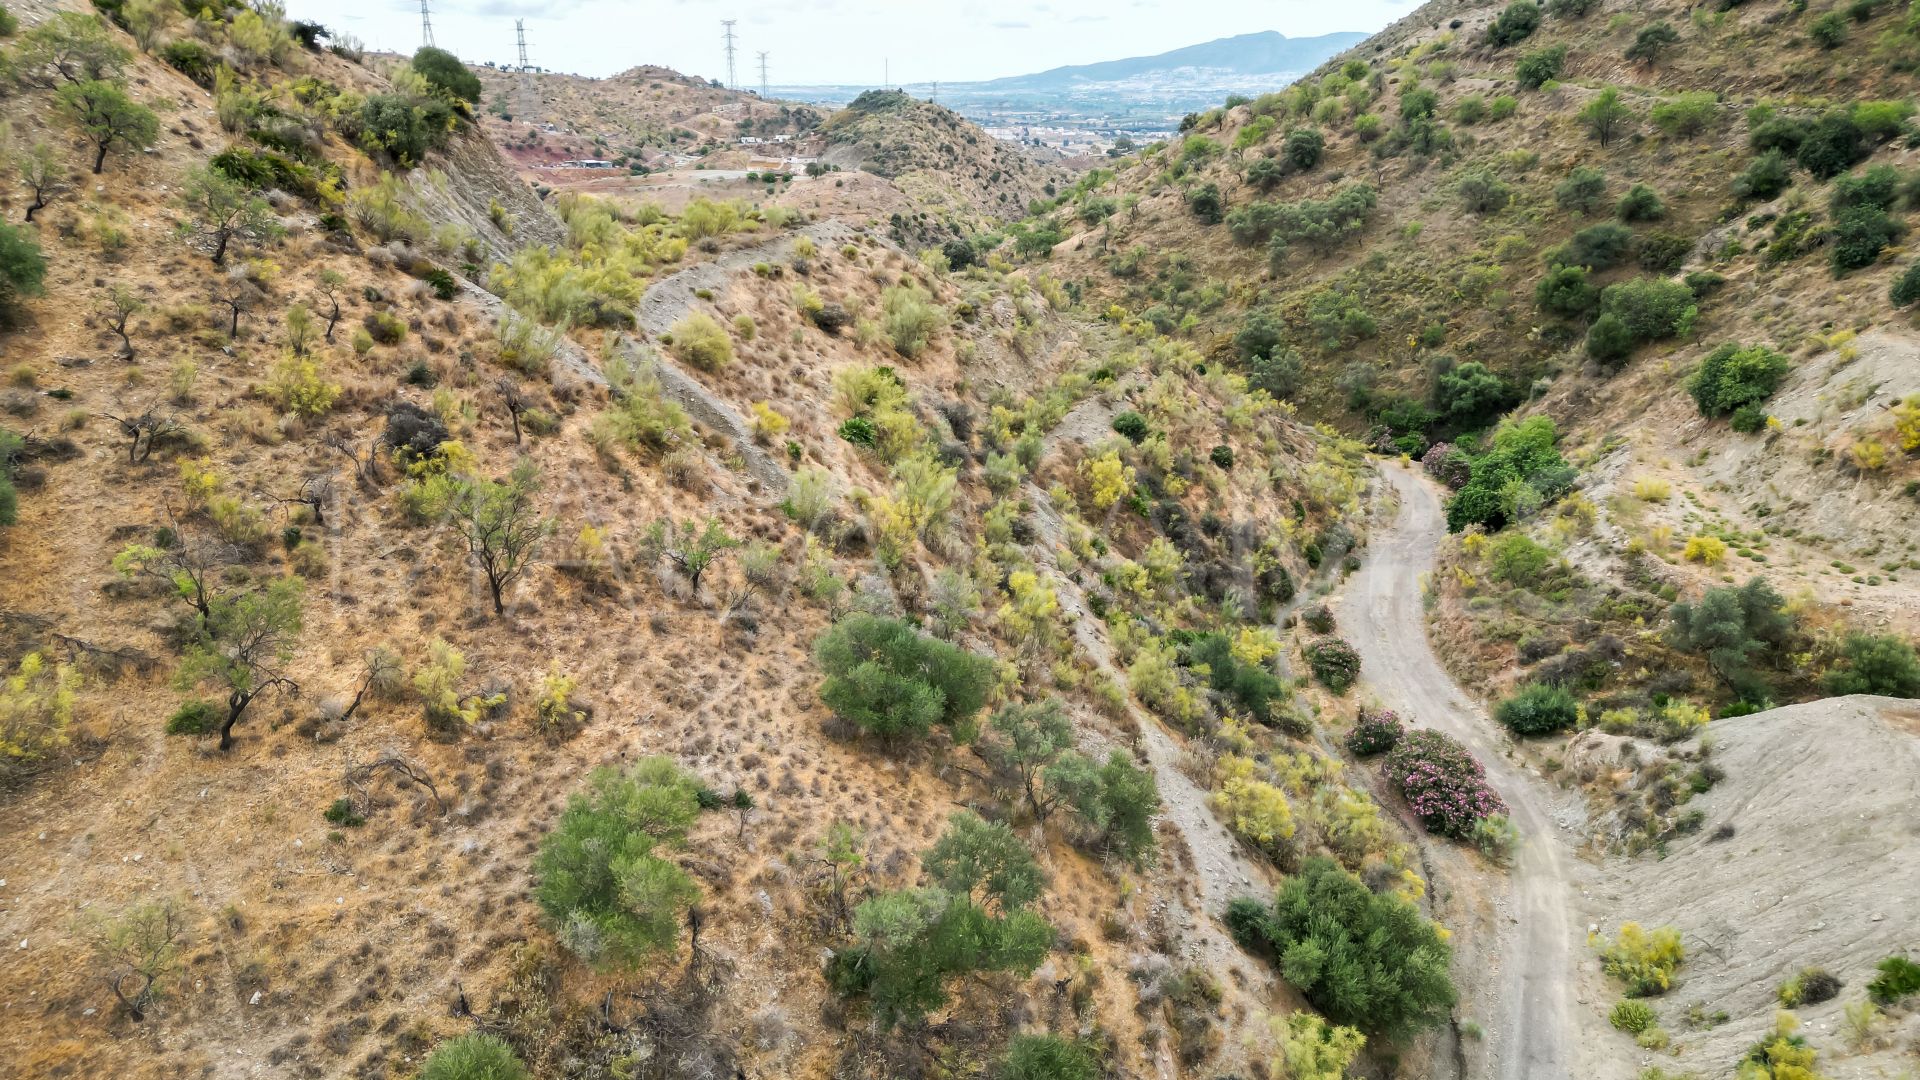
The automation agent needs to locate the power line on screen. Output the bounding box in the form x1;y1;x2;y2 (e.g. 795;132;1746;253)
721;19;738;91
757;51;768;99
419;0;434;48
514;19;536;123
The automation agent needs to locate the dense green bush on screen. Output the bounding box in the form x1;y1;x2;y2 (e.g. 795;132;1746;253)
1187;182;1223;224
1795;111;1865;179
1433;361;1516;426
1821;633;1920;697
1599;277;1696;340
1649;91;1716;138
411;46;481;105
1625;22;1679;64
1828;165;1902;273
1229;858;1456;1038
1585;312;1634;366
1617;183;1666;222
1867;955;1920;1004
1111;410;1150;443
420;1034;529;1080
1555;165;1608;214
1495;682;1579;735
1515;45;1568;88
1458;167;1512;213
356;92;456;168
1537;265;1600;318
1228;184;1378;258
533;759;704;968
1001;1034;1098;1080
1445;416;1571;531
0;223;48;327
1488;532;1555;586
1732;149;1792;201
815;614;995;740
829;813;1052;1027
1190;633;1287;724
1553;222;1636;270
1486;0;1542;45
1046;749;1160;865
1283;127;1325;170
1668;576;1793;701
1305;636;1361;694
1687;343;1790;418
1892;263;1920;307
1808;9;1848;47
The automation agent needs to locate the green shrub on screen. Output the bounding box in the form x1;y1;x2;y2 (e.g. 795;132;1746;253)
1445;416;1570;532
1187;183;1223;225
1584;314;1634;367
1830;205;1900;274
1795;111;1864;179
1111;410;1150;444
1892;263;1920;307
1617;184;1666;222
1649;91;1716;138
1610;999;1657;1033
665;312;733;371
0;223;48;327
1732;149;1792;202
881;285;943;358
1486;0;1543;46
1808;9;1847;47
1777;967;1842;1007
410;45;481;105
1599;277;1696;340
1637;232;1693;274
1821;633;1920;697
1687;343;1790;418
322;797;365;827
1230;858;1456;1038
165;700;218;736
1210;444;1234;469
1190;633;1286;724
1457;167;1513;214
1667;576;1793;700
1495;682;1579;735
1000;1034;1098;1080
1867;955;1920;1004
1488;532;1555;586
1554;166;1608;215
419;1034;528;1080
1537;265;1600;318
1305;636;1361;694
533;759;703;968
1382;729;1507;837
1515;45;1568;88
1554;222;1636;270
1596;923;1684;996
1283;127;1325;170
815;614;995;740
1625;22;1679;64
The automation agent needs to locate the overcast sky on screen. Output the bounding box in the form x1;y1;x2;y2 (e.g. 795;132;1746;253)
286;0;1413;85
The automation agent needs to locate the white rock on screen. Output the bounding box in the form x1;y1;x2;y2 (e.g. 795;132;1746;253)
249;991;263;1005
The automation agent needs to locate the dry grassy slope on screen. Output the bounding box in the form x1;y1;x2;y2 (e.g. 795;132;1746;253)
0;9;1380;1080
820;90;1070;241
462;61;824;164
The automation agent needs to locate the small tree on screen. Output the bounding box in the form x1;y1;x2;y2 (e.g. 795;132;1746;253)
0;222;47;326
643;516;738;597
178;165;281;265
1625;22;1679;65
211;271;263;338
84;898;188;1022
12;141;70;222
444;459;552;616
1668;577;1792;699
986;698;1074;821
1581;88;1634;147
1822;633;1920;697
99;284;142;358
8;12;128;88
1045;749;1160;866
315;269;346;341
55;79;158;174
175;577;303;751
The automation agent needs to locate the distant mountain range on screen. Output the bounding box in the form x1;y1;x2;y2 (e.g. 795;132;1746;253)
977;30;1369;90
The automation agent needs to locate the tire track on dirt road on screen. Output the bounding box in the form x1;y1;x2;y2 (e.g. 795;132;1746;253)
1335;463;1577;1080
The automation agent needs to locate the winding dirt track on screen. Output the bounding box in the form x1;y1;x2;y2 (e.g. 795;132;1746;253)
1337;464;1576;1080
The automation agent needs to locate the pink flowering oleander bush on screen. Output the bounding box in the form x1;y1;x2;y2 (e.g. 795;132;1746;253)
1422;442;1472;489
1305;636;1361;694
1347;707;1404;756
1382;729;1507;839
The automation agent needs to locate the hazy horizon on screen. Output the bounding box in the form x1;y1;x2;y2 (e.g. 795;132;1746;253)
285;0;1410;85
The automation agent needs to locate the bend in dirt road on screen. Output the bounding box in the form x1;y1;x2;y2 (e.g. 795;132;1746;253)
1336;463;1582;1080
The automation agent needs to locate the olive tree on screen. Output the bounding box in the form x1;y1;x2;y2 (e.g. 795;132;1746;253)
55;79;157;174
83;898;189;1022
443;459;552;616
178;165;281;266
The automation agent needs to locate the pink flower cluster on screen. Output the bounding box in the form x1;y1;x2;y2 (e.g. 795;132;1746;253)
1346;707;1404;756
1382;729;1507;839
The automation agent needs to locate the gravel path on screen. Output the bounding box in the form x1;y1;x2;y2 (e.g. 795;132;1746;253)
1336;463;1578;1080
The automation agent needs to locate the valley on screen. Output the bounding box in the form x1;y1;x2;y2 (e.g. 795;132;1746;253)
1;0;1918;1078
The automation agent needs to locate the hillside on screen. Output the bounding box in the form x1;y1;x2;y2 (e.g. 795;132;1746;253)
818;90;1068;239
0;4;1445;1080
979;30;1372;89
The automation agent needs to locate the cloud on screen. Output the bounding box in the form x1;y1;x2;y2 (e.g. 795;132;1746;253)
991;19;1030;28
451;0;591;16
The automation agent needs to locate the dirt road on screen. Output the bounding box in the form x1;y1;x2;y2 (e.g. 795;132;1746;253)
1337;463;1577;1080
